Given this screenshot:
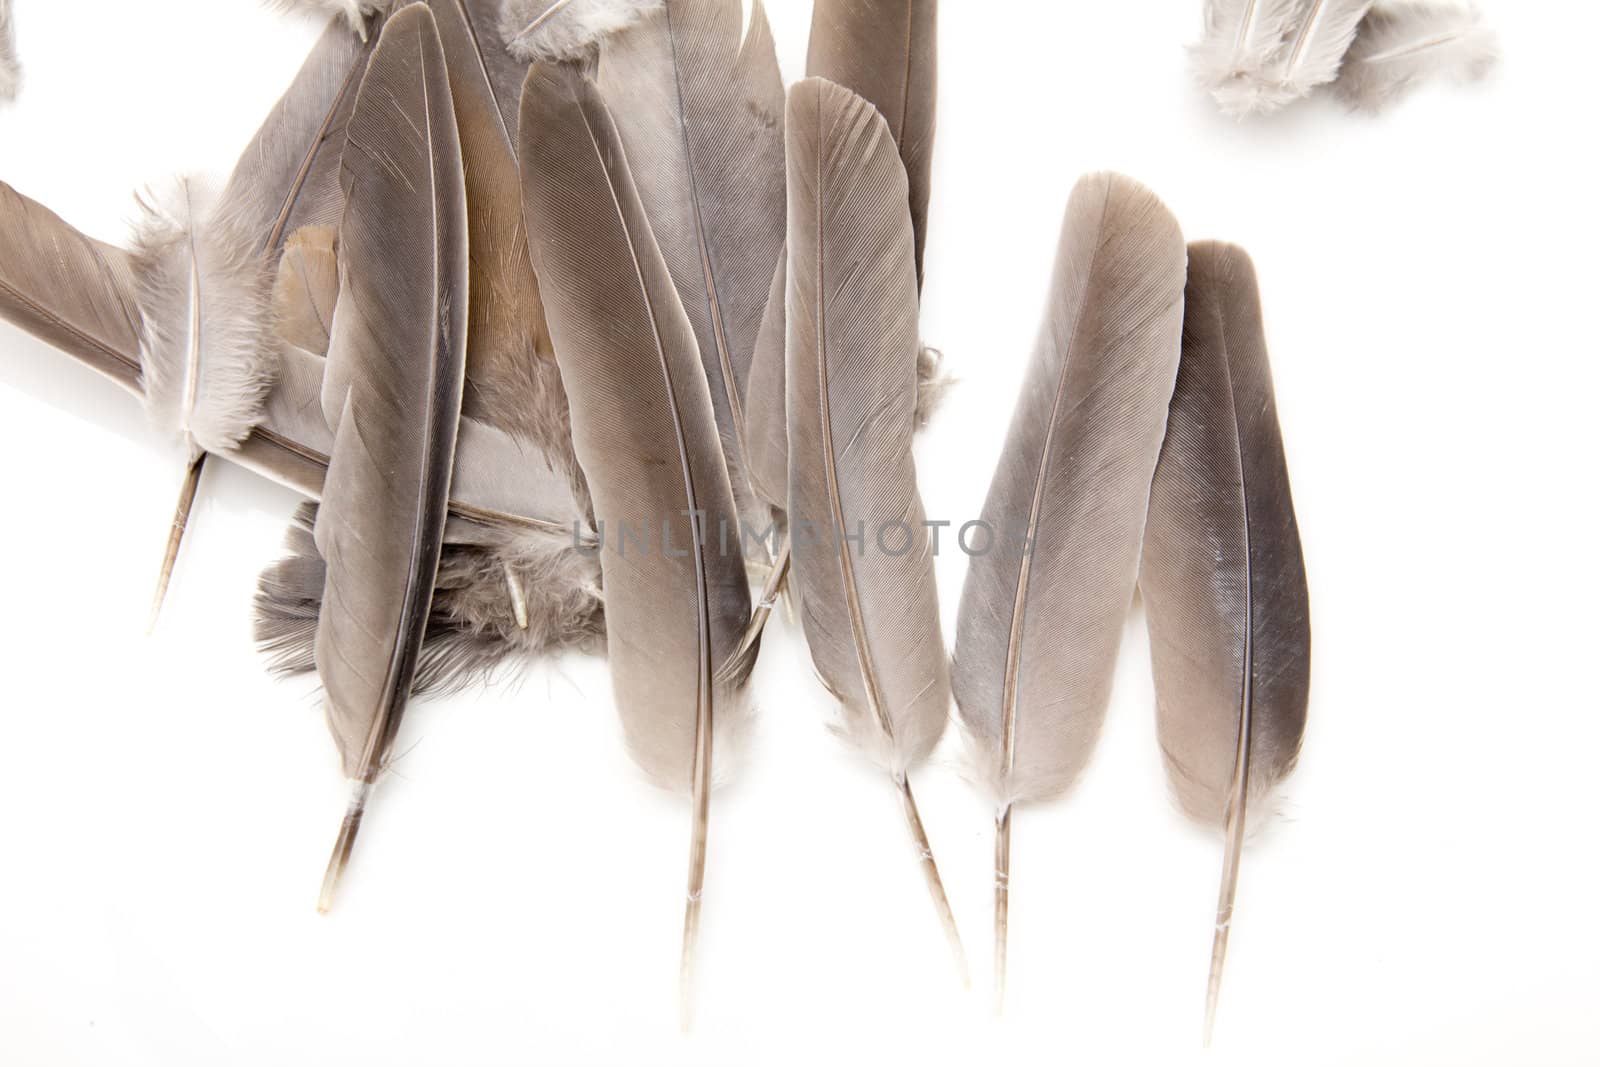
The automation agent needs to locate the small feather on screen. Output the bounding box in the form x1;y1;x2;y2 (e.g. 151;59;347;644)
1274;0;1375;102
1190;0;1306;115
499;0;661;62
130;176;280;454
1;0;21;103
1333;2;1498;114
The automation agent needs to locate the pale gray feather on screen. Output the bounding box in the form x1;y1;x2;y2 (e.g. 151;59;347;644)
520;61;751;791
500;0;662;62
786;78;948;776
951;173;1186;809
1;0;20;103
1274;0;1374;102
272;225;340;356
0;180;145;393
596;0;787;559
807;0;937;288
312;3;469;778
1140;242;1310;826
268;0;391;37
1191;0;1306;115
1333;2;1498;114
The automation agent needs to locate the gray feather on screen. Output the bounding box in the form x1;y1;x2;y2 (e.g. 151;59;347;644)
951;173;1186;809
268;0;391;37
499;0;662;62
1275;0;1374;101
313;3;469;778
1;0;20;103
786;77;948;775
1191;0;1307;115
1139;242;1310;826
596;0;787;559
0;180;145;393
1333;2;1498;114
807;0;937;288
520;61;751;791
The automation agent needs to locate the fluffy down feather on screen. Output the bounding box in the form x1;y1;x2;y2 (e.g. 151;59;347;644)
255;505;605;693
1333;2;1498;114
1;0;20;103
1190;0;1305;115
268;0;390;37
129;177;279;454
499;0;661;62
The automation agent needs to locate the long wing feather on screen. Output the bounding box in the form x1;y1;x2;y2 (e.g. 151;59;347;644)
950;172;1186;1004
595;0;787;554
310;3;469;909
0;181;145;393
1333;1;1498;114
806;0;937;287
784;77;964;980
1138;241;1310;1042
519;60;750;1023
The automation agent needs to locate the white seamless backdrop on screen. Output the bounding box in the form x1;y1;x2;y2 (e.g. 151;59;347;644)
2;2;1596;1065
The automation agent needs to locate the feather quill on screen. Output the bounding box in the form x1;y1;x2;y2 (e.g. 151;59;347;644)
950;173;1187;1007
784;77;966;984
499;0;661;62
1333;2;1497;114
595;0;787;559
0;181;145;393
1138;242;1310;1044
807;0;937;288
310;3;469;911
1191;0;1306;115
519;60;752;1026
1;0;20;103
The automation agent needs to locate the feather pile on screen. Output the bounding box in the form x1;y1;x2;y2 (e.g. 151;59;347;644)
0;0;1322;1039
1193;0;1498;116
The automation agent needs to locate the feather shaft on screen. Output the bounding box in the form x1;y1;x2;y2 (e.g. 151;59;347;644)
147;451;207;634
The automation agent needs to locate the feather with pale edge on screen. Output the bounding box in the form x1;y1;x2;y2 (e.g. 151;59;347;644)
1138;241;1310;1044
1333;2;1497;114
1;0;20;103
1190;0;1306;115
311;3;469;912
519;60;751;1026
951;173;1186;1008
595;0;787;560
784;77;966;984
807;0;937;288
0;181;145;393
500;0;661;62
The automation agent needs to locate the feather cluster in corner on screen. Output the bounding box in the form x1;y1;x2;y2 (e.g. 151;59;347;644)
1192;0;1497;116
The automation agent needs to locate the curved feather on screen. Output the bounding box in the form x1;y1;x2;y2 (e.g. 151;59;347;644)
1139;241;1310;826
951;173;1186;809
596;0;787;553
520;60;750;791
0;181;145;393
786;77;947;776
806;0;937;287
313;2;469;778
1333;2;1499;114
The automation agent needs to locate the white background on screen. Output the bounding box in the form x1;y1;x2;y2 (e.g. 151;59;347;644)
2;1;1597;1064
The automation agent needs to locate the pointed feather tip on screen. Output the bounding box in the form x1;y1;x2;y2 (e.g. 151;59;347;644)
500;0;662;63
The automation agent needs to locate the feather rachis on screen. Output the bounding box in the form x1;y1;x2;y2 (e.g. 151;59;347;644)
131;177;280;455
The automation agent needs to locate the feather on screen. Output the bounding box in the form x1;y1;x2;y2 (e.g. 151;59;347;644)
519;60;751;1025
500;0;661;62
129;176;279;455
1138;241;1310;1044
272;225;340;355
0;180;145;393
950;173;1187;1006
1;0;20;103
744;256;788;513
1333;2;1498;114
268;0;390;38
309;3;469;911
784;77;966;983
1272;0;1374;103
807;0;938;288
430;0;581;488
255;504;603;693
595;0;787;559
1190;0;1306;115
